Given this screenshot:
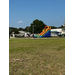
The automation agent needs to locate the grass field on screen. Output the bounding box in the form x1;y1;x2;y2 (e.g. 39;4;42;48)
9;38;65;75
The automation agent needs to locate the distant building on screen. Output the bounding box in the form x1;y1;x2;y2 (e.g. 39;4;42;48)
10;31;31;38
51;28;65;37
16;31;30;37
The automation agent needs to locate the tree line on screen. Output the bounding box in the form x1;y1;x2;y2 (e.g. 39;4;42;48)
9;19;65;34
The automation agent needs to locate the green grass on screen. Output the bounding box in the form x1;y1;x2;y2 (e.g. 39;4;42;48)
9;38;65;75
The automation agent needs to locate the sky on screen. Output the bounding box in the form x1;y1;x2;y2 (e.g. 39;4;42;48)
9;0;65;28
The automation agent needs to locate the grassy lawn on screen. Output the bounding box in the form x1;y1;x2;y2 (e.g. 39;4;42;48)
9;38;65;75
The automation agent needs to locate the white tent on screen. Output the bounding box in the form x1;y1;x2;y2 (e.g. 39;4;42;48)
51;28;62;36
51;28;62;32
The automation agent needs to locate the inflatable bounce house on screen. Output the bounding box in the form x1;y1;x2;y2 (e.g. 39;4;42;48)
34;26;51;38
39;26;51;38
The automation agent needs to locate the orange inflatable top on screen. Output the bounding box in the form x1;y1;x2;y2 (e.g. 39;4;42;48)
44;26;51;30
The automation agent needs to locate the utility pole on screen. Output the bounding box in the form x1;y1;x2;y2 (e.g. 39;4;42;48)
32;25;34;34
28;26;29;32
32;25;35;38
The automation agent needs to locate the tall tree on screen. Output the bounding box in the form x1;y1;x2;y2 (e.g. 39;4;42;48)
29;19;46;33
59;25;65;31
9;27;18;34
51;26;57;29
23;26;29;32
18;28;23;31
